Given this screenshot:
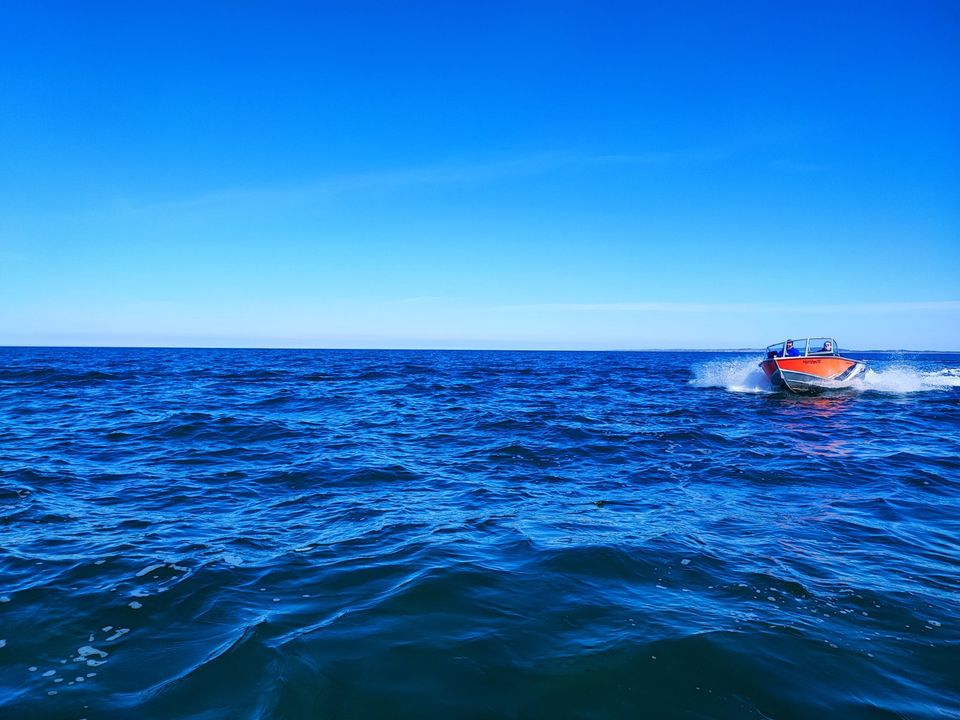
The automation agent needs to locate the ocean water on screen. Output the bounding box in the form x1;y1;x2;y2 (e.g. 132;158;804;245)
1;347;958;720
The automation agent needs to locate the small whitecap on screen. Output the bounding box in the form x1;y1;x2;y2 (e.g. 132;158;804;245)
128;601;142;609
47;690;57;696
86;659;105;667
42;670;57;677
86;672;96;677
94;560;106;565
135;563;166;577
102;626;113;633
0;639;5;649
77;646;107;659
54;678;63;683
680;559;690;566
105;628;129;642
29;666;38;672
0;595;10;603
929;620;941;628
75;676;85;682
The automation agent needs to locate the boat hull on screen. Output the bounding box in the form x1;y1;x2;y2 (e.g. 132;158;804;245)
759;356;866;393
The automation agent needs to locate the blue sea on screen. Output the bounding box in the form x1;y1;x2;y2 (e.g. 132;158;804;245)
1;347;958;719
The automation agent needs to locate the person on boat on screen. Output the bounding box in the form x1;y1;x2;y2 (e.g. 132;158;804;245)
819;340;833;353
783;339;801;357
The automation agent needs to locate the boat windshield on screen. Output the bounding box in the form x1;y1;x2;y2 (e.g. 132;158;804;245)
808;337;837;356
765;337;839;358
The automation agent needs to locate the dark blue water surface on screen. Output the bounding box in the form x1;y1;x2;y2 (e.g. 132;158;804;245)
1;347;958;719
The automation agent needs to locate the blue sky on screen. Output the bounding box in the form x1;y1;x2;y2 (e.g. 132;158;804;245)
1;1;958;349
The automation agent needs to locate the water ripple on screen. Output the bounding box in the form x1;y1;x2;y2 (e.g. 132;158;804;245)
0;348;957;719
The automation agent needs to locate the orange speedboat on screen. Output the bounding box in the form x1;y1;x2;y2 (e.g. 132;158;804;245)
759;337;866;393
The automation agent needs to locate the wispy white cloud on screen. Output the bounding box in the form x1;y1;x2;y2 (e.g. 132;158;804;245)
389;295;460;306
130;144;743;214
494;300;960;314
767;158;834;173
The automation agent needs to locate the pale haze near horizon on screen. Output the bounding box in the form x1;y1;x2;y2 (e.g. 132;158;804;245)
1;4;958;351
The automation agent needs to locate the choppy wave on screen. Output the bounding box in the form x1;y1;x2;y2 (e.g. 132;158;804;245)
0;347;958;719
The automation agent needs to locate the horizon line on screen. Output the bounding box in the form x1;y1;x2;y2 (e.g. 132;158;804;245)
2;344;959;354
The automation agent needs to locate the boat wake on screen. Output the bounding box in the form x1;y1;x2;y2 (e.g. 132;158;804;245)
692;360;960;395
858;366;960;393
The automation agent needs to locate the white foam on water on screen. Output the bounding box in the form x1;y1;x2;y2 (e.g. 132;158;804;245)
104;628;129;642
76;646;107;659
135;563;165;577
689;357;773;393
856;366;960;394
